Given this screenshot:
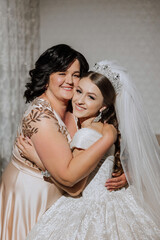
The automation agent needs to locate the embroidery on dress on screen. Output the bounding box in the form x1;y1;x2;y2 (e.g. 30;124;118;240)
18;98;71;173
22;99;59;138
22;107;58;138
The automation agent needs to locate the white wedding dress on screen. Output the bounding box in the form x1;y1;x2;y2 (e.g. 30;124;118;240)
27;128;160;240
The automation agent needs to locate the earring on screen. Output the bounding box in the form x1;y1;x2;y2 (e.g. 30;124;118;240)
45;84;48;90
93;111;102;123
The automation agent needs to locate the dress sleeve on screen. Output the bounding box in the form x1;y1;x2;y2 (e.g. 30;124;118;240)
21;106;60;138
70;128;102;150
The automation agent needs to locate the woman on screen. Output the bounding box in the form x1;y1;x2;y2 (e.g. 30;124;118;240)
25;61;160;239
0;44;119;240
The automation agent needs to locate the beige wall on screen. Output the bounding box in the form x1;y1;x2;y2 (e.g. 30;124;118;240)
40;0;160;133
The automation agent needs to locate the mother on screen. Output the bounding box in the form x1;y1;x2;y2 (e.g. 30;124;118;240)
0;44;126;240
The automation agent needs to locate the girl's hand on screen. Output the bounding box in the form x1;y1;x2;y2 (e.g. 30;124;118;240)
105;172;128;191
16;136;45;170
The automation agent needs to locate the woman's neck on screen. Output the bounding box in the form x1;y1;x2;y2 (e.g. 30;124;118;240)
41;92;68;121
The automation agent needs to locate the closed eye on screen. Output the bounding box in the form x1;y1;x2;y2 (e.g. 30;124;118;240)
58;73;66;76
73;74;80;78
88;95;95;100
76;89;82;94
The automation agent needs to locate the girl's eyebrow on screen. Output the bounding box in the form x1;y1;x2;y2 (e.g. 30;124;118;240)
77;86;97;96
87;92;97;96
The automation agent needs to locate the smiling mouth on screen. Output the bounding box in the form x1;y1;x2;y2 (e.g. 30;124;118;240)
74;103;86;111
62;87;73;91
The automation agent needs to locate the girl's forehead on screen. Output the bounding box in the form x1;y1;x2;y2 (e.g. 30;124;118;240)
79;77;92;85
78;77;103;97
78;78;97;91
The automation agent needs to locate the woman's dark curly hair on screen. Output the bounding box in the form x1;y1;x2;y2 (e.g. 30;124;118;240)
82;71;123;176
24;44;89;103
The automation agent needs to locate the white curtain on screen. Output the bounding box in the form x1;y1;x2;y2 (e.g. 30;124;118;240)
0;0;40;175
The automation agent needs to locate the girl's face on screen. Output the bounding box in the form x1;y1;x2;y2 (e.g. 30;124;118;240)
72;77;104;120
47;59;80;101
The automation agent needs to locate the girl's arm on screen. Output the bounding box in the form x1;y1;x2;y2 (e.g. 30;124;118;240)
105;173;127;191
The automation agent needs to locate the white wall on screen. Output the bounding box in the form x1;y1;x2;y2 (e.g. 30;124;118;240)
40;0;160;133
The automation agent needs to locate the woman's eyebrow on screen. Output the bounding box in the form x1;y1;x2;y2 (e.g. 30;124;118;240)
73;71;80;75
66;70;80;74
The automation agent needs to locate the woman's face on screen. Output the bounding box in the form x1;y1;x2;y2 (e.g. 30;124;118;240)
72;77;104;120
47;59;80;101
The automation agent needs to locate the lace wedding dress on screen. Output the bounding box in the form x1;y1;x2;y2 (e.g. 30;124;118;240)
27;128;160;240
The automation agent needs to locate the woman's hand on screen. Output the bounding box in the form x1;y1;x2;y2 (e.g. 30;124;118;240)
105;172;128;191
16;136;45;170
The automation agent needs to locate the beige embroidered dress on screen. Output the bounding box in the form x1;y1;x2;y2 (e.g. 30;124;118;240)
0;98;72;240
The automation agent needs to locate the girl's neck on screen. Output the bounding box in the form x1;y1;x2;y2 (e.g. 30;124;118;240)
79;117;104;135
41;92;68;121
80;117;95;128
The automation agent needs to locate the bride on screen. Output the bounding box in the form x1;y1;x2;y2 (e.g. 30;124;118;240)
24;61;160;239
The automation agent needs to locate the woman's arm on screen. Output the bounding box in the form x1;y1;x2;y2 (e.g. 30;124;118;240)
17;136;88;196
17;133;127;191
32;118;116;186
20;107;116;187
